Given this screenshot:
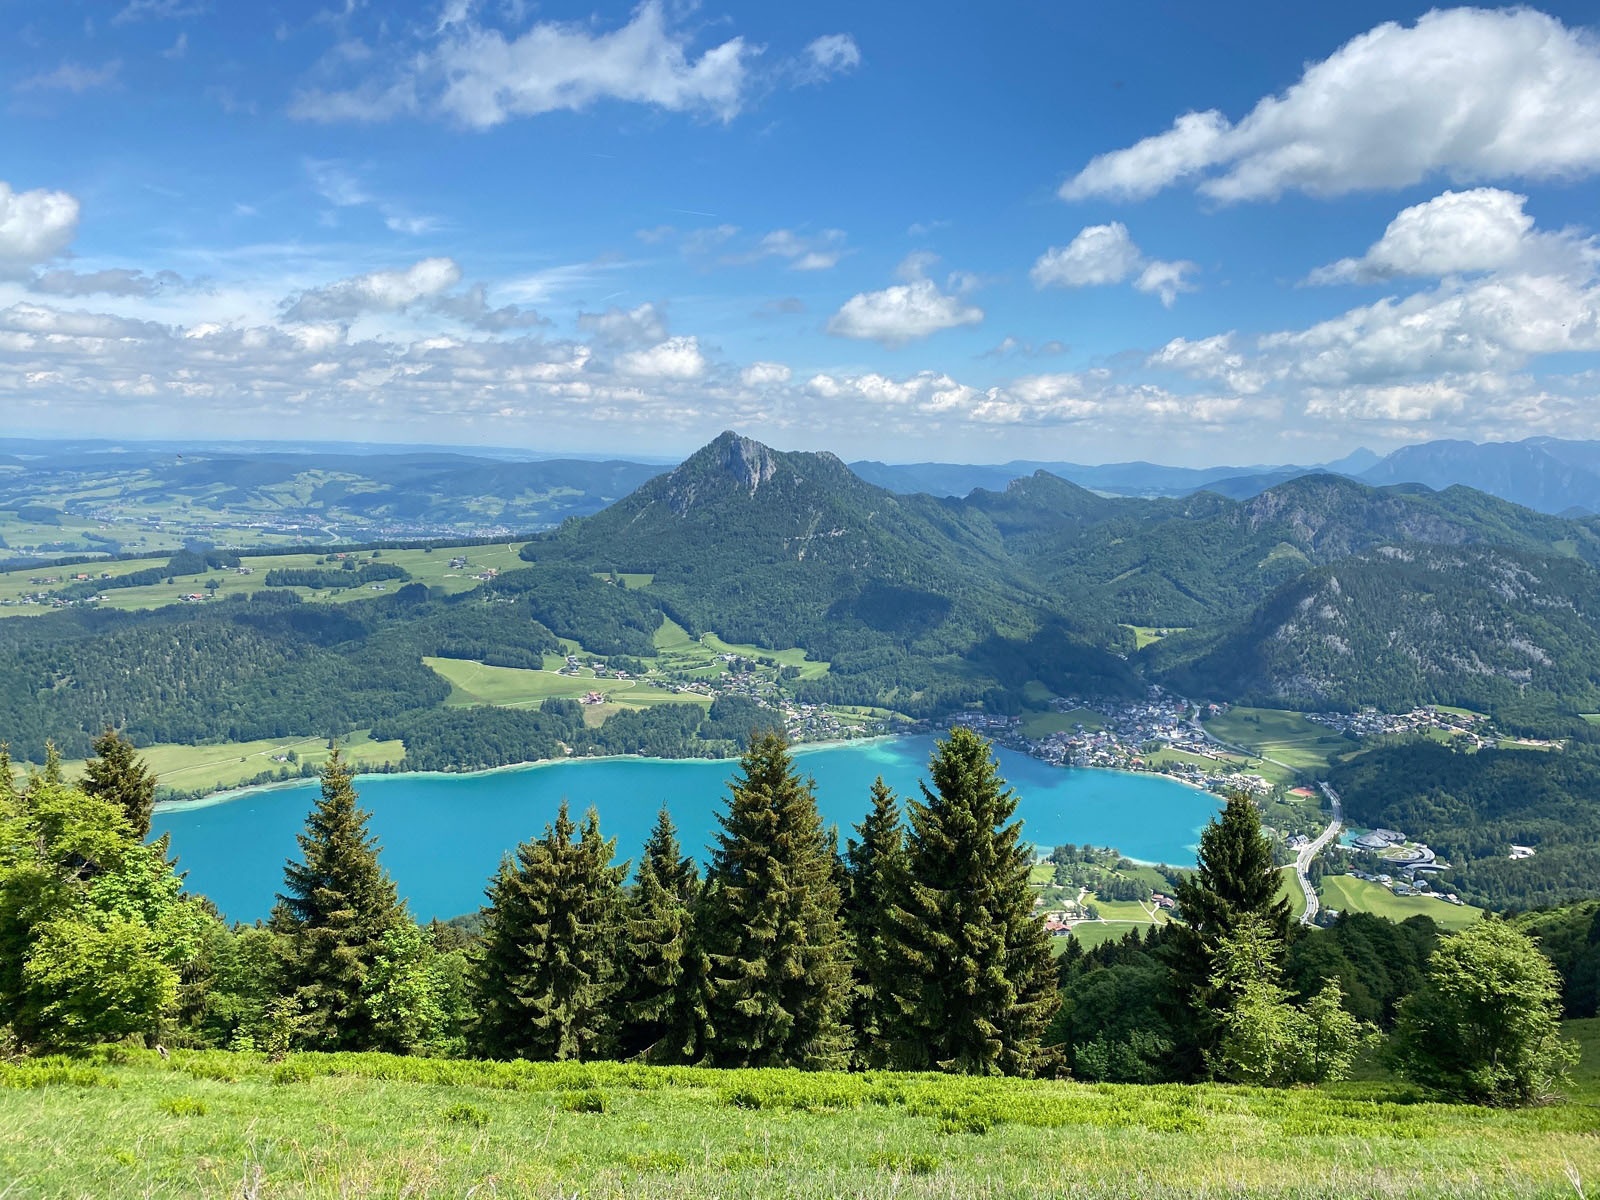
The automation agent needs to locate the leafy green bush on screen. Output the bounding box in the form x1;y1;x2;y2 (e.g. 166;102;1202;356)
441;1102;489;1127
158;1095;207;1117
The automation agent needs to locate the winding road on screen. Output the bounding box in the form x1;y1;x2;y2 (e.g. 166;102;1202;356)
1296;783;1344;925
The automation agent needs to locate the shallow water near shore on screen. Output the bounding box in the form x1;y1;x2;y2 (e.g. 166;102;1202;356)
150;736;1220;923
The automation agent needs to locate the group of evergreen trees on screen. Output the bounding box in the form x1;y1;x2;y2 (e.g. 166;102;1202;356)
188;726;1059;1074
0;725;1580;1106
403;727;1056;1073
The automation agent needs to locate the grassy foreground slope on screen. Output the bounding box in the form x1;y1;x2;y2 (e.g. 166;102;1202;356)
2;1031;1596;1199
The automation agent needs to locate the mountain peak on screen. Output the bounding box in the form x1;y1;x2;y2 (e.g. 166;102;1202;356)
691;431;781;495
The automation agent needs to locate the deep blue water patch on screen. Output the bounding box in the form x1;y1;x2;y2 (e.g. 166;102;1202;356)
151;737;1220;923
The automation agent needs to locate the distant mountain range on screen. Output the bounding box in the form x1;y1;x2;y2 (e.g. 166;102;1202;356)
8;436;1600;562
522;431;1600;719
10;429;1600;767
851;439;1600;516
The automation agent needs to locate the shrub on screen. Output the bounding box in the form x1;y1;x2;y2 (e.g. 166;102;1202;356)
442;1102;490;1127
159;1096;207;1117
559;1088;608;1114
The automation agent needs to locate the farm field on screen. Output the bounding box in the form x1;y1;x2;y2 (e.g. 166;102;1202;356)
1020;707;1107;738
648;618;832;682
1;1036;1595;1199
424;657;711;721
0;542;532;618
12;731;406;797
1317;875;1483;931
1202;707;1354;778
1064;920;1152;950
1123;624;1187;649
1279;866;1308;923
0;509;308;561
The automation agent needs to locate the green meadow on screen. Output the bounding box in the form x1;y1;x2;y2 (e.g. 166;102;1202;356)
1;1032;1595;1199
0;543;532;618
1317;875;1484;931
12;731;406;797
424;656;712;727
1020;707;1107;738
1203;707;1354;777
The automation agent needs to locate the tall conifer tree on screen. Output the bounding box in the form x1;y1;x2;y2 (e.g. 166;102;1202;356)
616;806;701;1062
81;728;158;840
1167;789;1293;1077
472;802;625;1061
884;727;1059;1075
271;749;406;1050
699;732;852;1069
844;776;906;1067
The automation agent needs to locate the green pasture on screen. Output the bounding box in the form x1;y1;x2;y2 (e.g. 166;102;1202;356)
701;632;830;680
1122;624;1187;649
1278;866;1308;923
1146;746;1229;773
0;510;298;561
12;731;406;797
1065;920;1154;950
648;618;831;682
1086;896;1168;924
3;1041;1597;1199
1317;875;1483;930
0;543;532;619
423;657;709;713
1020;707;1107;738
1202;707;1352;776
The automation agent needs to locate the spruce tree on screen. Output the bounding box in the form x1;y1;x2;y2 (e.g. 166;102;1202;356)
81;728;158;840
884;726;1059;1076
271;749;406;1051
699;731;852;1069
1174;791;1291;948
0;744;15;806
615;806;702;1062
472;802;625;1061
844;776;906;1067
1167;789;1293;1076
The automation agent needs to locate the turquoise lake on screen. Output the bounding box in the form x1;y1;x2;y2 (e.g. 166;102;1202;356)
149;737;1220;924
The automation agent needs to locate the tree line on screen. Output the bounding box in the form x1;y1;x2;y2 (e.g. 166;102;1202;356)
0;727;1580;1105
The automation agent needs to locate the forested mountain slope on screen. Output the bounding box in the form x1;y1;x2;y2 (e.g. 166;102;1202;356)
528;432;1139;712
13;431;1600;763
967;473;1600;628
1147;545;1600;712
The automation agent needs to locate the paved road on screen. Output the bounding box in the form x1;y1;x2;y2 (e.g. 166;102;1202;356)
1296;783;1344;925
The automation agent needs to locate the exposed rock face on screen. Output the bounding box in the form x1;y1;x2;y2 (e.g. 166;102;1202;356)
663;431;783;514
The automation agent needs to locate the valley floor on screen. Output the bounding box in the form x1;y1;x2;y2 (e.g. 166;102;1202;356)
2;1025;1596;1199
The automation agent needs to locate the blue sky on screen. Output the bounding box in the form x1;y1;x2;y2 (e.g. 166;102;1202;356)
2;1;1599;464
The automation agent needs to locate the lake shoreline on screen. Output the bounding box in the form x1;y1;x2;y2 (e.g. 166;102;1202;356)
152;733;912;815
152;732;1222;815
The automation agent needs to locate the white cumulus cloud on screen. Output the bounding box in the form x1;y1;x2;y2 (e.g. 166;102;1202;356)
295;1;752;128
827;278;983;345
1063;8;1600;202
283;257;463;322
0;182;80;279
1308;188;1594;283
1031;222;1196;307
741;361;792;387
617;335;706;380
578;302;668;347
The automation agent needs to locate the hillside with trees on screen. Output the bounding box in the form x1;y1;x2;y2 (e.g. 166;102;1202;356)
12;431;1600;774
